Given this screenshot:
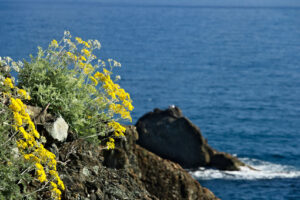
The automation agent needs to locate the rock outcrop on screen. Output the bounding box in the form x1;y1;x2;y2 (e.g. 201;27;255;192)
57;139;156;200
136;106;245;170
26;105;219;199
135;145;218;200
37;125;219;200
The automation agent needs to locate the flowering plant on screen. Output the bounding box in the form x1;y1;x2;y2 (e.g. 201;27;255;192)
1;65;63;199
0;31;133;199
19;31;133;146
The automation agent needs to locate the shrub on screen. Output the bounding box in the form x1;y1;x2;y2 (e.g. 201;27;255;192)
18;31;133;144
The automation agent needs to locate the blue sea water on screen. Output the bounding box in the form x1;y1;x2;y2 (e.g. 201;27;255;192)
1;0;300;199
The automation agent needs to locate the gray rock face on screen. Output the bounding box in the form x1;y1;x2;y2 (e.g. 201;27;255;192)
136;106;245;170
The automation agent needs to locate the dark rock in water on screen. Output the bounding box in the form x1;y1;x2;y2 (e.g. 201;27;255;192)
136;106;246;170
136;107;211;167
135;144;219;200
210;152;245;171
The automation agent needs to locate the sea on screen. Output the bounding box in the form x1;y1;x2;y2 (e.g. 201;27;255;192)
0;0;299;199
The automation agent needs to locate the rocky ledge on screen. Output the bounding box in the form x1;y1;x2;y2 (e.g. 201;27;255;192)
136;106;246;171
52;126;219;200
25;104;220;200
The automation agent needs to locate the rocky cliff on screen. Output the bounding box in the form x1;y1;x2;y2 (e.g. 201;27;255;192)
32;122;219;200
25;105;254;199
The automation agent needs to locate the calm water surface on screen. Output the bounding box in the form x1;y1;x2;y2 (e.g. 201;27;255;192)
1;1;300;199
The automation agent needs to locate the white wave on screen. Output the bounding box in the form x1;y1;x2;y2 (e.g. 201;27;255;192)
189;157;300;180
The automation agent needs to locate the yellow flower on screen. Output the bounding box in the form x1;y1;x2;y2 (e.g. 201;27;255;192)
103;68;110;75
75;37;83;44
37;171;47;183
35;163;47;183
32;129;40;139
67;51;73;57
51;181;58;188
78;62;85;68
52;188;62;200
108;120;126;137
67;52;77;61
4;77;14;88
17;88;31;100
50;39;58;47
123;100;134;111
83;64;94;74
83;41;90;48
17;89;26;96
89;76;98;86
17;140;27;149
83;68;90;74
57;178;65;190
106;137;115;150
82;49;91;57
4;85;64;199
13;112;23;126
94;72;105;81
24;154;40;162
80;56;86;62
19;127;29;140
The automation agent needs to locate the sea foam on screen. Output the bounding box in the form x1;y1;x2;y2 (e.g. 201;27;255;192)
189;157;300;180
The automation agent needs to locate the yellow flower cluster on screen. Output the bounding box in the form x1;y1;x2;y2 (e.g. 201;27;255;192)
107;120;126;137
93;68;134;148
4;77;14;88
89;76;98;86
82;48;91;57
50;39;59;48
35;163;47;183
75;37;91;48
2;77;64;200
67;51;78;61
50;181;62;200
106;138;115;150
94;68;134;121
17;88;31;100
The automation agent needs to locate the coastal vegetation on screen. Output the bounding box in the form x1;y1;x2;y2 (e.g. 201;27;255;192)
0;31;133;199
